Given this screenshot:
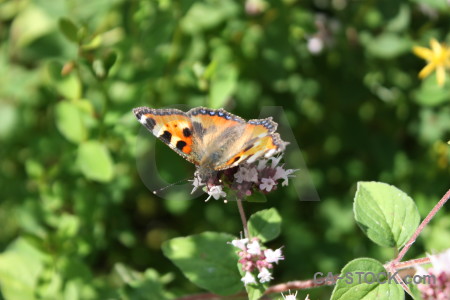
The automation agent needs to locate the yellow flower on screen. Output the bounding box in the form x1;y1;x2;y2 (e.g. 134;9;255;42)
413;38;450;86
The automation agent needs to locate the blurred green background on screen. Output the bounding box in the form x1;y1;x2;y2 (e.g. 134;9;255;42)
1;0;449;299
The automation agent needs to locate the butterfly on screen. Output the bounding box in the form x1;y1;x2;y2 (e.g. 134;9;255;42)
133;106;287;178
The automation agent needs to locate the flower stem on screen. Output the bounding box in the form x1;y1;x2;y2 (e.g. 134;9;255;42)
236;197;249;239
393;257;430;270
394;188;450;264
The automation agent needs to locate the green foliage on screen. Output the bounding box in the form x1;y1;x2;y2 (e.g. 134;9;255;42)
162;232;241;296
331;258;403;300
354;182;420;248
55;101;88;143
248;208;282;242
115;264;174;300
244;278;266;300
58;18;80;43
77;141;114;182
0;238;46;300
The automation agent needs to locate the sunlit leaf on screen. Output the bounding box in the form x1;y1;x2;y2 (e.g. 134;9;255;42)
331;258;404;300
354;182;420;248
55;101;87;144
162;232;241;296
248;208;282;242
77;141;114;182
0;238;46;300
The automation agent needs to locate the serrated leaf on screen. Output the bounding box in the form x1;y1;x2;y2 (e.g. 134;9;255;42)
55;101;87;144
77;141;114;182
354;182;420;248
331;258;404;300
161;232;242;296
58;18;79;43
248;208;281;242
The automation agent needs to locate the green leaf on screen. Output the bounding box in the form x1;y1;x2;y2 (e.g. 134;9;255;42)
55;101;87;144
10;6;54;49
77;141;114;182
209;65;238;108
58;18;79;43
116;264;173;300
0;238;47;300
354;182;420;248
92;51;118;79
0;101;18;139
161;232;242;296
408;282;424;300
248;208;282;242
363;33;412;59
414;75;450;106
180;0;239;34
331;258;404;300
103;51;118;76
80;35;102;50
247;285;264;300
385;5;410;32
247;192;267;203
410;0;449;11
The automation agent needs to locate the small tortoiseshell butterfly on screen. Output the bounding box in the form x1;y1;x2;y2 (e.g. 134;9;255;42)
133;107;287;177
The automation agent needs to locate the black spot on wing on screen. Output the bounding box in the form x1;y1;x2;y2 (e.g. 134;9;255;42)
183;127;192;137
232;156;241;163
144;117;156;131
160;130;172;144
176;140;187;151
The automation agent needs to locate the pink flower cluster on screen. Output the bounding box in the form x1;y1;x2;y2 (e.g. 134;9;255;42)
230;237;284;286
416;249;450;300
192;155;297;202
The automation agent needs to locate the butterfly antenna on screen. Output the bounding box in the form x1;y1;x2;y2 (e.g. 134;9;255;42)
152;176;193;195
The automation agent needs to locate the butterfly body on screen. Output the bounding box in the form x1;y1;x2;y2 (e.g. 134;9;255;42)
133;106;287;177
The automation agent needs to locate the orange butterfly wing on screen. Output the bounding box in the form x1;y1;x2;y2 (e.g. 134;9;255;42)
133;107;199;165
